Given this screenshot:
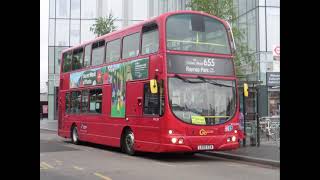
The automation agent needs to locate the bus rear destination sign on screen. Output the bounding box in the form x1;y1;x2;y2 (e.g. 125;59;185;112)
167;54;234;76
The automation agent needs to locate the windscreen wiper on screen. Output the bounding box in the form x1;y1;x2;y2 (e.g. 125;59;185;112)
174;74;190;82
196;75;233;88
174;74;202;84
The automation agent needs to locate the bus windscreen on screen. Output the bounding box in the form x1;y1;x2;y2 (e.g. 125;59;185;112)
166;14;231;54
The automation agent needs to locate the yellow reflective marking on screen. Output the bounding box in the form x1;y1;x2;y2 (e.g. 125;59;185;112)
73;166;84;171
40;163;48;170
94;172;112;180
41;162;54;169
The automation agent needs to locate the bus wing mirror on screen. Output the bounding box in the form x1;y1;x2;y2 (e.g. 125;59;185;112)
150;79;158;94
243;83;249;97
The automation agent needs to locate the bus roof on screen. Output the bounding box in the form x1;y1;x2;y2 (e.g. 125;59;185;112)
61;10;228;54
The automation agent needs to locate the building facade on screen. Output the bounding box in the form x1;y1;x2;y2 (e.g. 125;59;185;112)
233;0;280;118
48;0;190;120
48;0;279;122
233;0;280;146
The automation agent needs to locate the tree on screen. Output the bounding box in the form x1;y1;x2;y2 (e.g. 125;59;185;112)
90;13;117;37
187;0;255;78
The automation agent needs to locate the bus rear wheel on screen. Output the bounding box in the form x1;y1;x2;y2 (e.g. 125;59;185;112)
71;126;80;145
123;129;135;155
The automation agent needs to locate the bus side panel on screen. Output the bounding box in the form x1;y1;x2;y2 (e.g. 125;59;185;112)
82;85;121;148
58;91;69;138
126;81;161;152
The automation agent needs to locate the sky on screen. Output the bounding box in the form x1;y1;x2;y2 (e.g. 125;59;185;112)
40;0;49;84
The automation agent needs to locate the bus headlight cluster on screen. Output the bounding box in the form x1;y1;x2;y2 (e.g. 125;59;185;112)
168;130;173;134
171;137;184;144
231;136;236;142
227;136;237;142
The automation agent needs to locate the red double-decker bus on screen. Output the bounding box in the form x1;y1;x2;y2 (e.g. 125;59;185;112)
58;10;242;155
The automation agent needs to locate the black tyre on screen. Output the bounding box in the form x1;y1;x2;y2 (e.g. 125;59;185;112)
184;152;196;156
71;126;80;145
123;129;135;155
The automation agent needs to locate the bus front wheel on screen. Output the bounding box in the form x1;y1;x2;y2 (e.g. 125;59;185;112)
71;126;80;145
123;129;135;155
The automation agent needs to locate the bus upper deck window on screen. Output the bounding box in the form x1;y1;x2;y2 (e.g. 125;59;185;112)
142;23;159;55
72;48;84;71
92;40;106;66
62;51;72;72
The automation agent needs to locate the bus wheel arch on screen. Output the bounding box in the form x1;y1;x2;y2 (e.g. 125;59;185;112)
120;126;135;155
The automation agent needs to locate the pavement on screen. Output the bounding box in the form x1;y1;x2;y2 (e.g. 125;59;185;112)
40;118;58;131
40;119;279;167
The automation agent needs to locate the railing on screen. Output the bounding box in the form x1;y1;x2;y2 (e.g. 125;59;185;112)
259;116;280;147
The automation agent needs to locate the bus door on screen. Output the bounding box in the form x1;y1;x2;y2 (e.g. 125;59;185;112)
126;81;161;150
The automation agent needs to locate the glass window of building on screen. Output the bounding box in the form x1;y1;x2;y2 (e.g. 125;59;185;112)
56;20;70;46
71;0;80;19
259;0;265;6
133;0;147;20
233;0;239;18
166;14;231;54
266;8;280;51
246;0;256;11
84;45;92;67
266;0;280;7
122;33;140;59
72;48;84;70
259;7;266;51
49;19;55;46
108;0;122;19
55;47;68;73
89;89;102;113
81;90;89;113
56;0;70;18
81;0;97;19
81;20;95;43
62;51;72;72
238;0;246;16
48;47;55;74
71;91;81;113
49;0;55;18
238;15;247;44
106;39;121;63
247;10;256;53
113;21;122;30
91;40;105;66
70;20;81;46
142;23;159;55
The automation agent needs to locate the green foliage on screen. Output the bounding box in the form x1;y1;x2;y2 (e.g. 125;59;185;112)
90;13;117;37
187;0;255;78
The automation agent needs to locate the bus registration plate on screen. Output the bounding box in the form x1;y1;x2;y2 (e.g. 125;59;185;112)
197;145;214;150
